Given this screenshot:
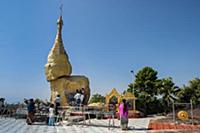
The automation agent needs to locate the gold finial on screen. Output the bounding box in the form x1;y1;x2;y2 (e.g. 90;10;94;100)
57;16;63;34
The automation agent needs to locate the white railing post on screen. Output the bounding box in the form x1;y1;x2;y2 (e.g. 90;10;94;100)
190;100;194;125
172;100;175;122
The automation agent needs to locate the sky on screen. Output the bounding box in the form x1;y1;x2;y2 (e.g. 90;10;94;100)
0;0;200;103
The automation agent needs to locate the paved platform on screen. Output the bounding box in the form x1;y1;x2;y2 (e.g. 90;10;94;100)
0;118;151;133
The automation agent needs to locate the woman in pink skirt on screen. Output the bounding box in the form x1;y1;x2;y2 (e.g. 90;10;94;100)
119;99;129;130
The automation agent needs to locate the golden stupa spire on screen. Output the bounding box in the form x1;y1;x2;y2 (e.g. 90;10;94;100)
53;4;65;54
45;5;72;81
56;4;63;42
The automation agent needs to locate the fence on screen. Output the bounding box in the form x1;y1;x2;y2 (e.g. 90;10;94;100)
172;100;193;125
60;104;115;129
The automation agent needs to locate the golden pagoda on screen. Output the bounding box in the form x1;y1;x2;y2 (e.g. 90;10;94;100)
45;16;72;81
45;14;90;106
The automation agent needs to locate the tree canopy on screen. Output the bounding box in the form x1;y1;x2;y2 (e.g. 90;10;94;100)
126;66;180;115
134;66;158;95
177;78;200;105
89;93;105;104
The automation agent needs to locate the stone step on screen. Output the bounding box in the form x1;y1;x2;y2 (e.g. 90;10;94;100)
67;116;85;122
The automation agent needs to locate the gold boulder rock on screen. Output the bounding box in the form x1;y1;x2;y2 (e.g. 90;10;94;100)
50;75;90;106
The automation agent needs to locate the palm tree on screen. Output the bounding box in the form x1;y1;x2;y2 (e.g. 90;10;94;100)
177;78;200;105
158;77;180;112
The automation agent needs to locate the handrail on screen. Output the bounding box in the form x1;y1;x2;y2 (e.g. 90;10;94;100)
60;105;115;129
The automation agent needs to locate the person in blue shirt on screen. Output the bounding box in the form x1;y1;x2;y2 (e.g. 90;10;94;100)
26;99;35;125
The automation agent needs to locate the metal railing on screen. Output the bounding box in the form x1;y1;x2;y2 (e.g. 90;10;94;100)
60;105;115;129
172;100;194;125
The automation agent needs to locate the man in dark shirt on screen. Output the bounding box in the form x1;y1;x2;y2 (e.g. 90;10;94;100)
26;99;35;125
54;95;60;115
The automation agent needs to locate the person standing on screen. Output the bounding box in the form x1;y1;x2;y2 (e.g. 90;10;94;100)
119;99;129;130
54;95;60;115
0;98;5;116
74;90;81;107
48;104;55;126
0;98;5;108
26;99;35;125
80;88;85;105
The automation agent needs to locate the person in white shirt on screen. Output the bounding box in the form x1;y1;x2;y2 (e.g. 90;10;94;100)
80;94;84;105
80;88;85;105
74;90;81;106
48;104;55;126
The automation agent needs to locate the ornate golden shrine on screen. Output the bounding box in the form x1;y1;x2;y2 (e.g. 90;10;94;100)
105;88;137;112
105;88;121;104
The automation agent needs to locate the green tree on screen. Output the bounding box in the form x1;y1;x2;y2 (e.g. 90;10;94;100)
134;66;158;95
126;83;134;93
125;67;190;115
133;66;160;115
177;78;200;105
89;93;105;104
158;77;180;112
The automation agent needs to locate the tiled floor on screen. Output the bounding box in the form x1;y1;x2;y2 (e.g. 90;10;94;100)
0;117;151;133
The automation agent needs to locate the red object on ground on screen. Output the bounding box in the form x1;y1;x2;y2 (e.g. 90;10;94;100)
148;121;200;130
